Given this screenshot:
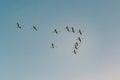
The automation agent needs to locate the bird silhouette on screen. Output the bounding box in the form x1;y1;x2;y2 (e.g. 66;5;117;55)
78;37;82;43
33;26;37;31
65;26;70;32
71;27;75;33
53;29;60;34
16;22;21;29
78;29;82;35
73;50;77;54
51;43;55;48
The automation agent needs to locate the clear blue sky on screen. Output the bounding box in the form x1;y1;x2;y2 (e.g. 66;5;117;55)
0;0;120;80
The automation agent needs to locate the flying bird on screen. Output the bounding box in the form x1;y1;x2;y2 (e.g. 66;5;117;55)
78;29;82;35
51;43;55;48
75;42;79;46
65;26;70;32
16;22;21;29
33;26;37;31
73;50;77;54
78;37;82;43
71;27;75;33
53;29;59;34
75;44;78;50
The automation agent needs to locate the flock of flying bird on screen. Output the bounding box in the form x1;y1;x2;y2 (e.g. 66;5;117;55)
51;26;83;54
17;22;38;31
16;22;83;55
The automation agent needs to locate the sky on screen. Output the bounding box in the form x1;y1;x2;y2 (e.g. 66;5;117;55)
0;0;120;80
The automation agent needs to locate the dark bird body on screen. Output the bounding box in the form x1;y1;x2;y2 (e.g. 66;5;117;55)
71;27;75;33
65;26;70;32
75;42;79;46
33;26;37;31
75;44;78;50
51;43;55;48
54;29;59;34
73;50;77;54
78;37;81;43
78;29;82;35
16;22;21;29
